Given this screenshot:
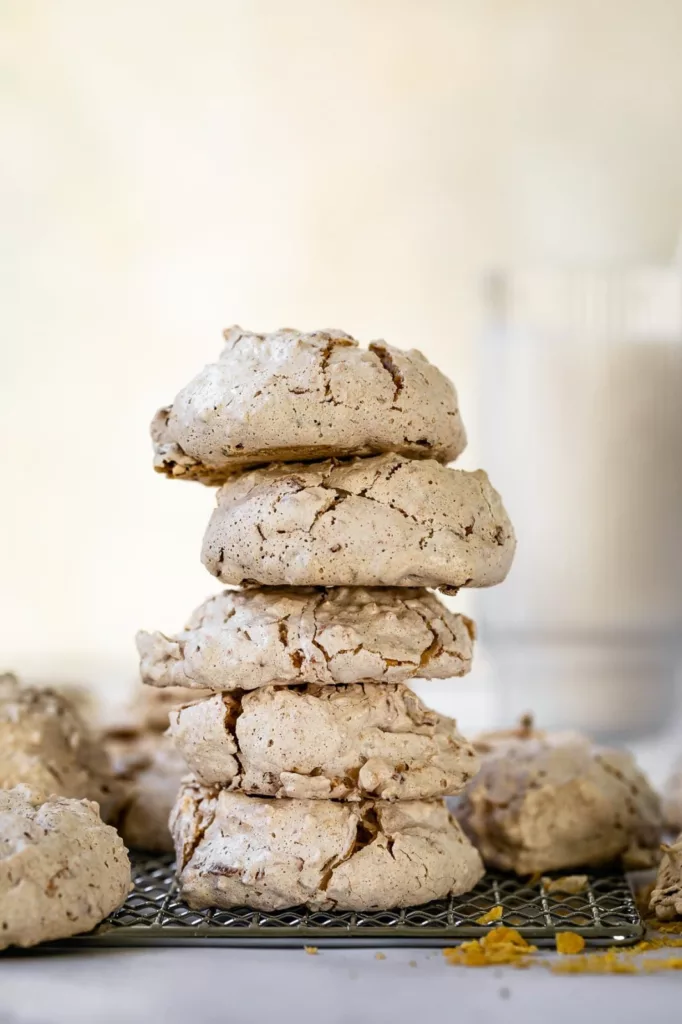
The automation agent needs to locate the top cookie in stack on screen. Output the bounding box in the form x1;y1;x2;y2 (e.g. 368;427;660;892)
140;326;516;913
152;326;467;483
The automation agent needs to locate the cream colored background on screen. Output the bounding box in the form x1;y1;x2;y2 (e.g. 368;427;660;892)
2;1;682;718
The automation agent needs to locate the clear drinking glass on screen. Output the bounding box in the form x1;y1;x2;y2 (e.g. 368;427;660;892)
478;269;682;738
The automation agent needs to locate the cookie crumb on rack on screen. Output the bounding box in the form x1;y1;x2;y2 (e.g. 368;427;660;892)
476;905;503;925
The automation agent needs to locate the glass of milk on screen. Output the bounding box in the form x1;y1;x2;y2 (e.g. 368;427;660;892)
478;269;682;738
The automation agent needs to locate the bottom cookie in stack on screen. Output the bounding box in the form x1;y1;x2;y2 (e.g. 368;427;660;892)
171;781;484;912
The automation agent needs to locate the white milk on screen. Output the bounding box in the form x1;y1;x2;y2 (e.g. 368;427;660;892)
478;271;682;735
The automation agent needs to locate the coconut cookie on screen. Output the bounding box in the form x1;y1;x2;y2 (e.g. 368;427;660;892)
0;786;131;951
105;730;187;852
152;327;466;483
137;587;475;692
650;834;682;921
171;782;484;912
0;675;125;823
201;454;515;589
455;722;662;875
168;684;479;801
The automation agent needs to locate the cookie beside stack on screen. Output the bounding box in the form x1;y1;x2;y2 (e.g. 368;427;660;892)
138;327;516;911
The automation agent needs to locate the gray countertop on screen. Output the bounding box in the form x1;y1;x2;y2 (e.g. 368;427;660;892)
2;946;682;1024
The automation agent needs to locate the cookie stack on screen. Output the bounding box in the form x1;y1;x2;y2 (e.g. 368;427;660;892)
137;327;516;912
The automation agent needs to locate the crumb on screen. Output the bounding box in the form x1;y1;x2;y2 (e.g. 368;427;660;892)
476;905;504;925
556;932;586;955
642;957;682;972
375;952;386;960
444;927;537;967
543;875;588;895
645;918;682;934
526;871;543;887
409;960;417;968
549;951;637;974
304;946;318;955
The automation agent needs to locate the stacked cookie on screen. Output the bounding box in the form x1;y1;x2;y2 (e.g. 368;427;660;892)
138;327;516;912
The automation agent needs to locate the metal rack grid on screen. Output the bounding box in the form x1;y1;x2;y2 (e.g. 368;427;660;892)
56;852;644;948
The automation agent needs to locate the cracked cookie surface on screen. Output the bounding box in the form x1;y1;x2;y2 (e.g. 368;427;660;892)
0;674;125;823
137;586;475;691
0;786;131;950
650;833;682;921
168;684;479;801
201;454;515;588
171;782;483;911
454;724;663;875
152;327;466;482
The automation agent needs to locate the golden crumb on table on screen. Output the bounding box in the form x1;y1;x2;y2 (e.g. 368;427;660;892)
409;960;417;967
641;956;682;971
555;932;585;955
549;951;637;975
444;927;537;967
476;905;504;925
543;875;588;895
375;952;386;960
303;946;318;955
644;918;682;934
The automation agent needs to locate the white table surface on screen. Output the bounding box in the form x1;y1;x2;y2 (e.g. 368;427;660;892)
2;946;682;1024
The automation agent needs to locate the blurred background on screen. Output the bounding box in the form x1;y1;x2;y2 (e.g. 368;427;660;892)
2;1;682;750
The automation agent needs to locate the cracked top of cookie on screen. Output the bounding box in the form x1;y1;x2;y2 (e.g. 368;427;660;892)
201;454;515;589
136;586;475;691
151;327;466;483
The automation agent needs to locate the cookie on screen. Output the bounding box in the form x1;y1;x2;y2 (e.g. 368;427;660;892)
662;756;682;833
152;327;466;483
201;454;515;589
0;675;125;823
171;781;484;911
0;786;130;951
168;684;479;800
650;834;682;921
105;731;187;853
454;723;662;875
137;586;475;692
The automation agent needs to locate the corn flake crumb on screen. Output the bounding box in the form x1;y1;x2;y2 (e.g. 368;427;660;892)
375;952;386;960
543;875;588;895
642;957;682;972
549;951;637;975
476;905;504;925
304;946;318;955
444;927;537;968
645;918;682;935
556;932;586;955
409;960;417;968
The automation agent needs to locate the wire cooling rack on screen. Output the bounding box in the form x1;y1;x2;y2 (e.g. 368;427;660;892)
56;851;643;948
